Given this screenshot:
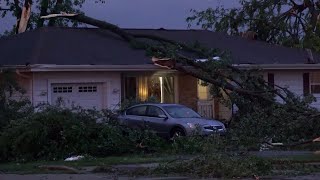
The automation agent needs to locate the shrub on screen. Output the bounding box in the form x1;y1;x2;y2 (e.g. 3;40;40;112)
229;97;320;148
169;134;227;154
0;105;165;162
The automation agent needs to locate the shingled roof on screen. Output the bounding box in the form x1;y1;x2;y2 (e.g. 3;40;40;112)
0;27;317;66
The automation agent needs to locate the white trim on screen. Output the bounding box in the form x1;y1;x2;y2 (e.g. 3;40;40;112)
28;64;173;72
174;75;179;103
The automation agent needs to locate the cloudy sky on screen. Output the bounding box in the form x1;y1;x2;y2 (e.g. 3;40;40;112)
0;0;238;33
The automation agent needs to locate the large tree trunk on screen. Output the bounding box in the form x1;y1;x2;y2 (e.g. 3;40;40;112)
17;0;32;34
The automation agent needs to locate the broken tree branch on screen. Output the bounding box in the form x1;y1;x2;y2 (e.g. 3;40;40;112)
17;0;32;34
39;13;284;103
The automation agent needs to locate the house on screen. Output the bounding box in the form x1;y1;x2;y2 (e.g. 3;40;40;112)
0;27;320;120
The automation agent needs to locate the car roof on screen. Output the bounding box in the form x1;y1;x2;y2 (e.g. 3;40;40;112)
128;103;184;108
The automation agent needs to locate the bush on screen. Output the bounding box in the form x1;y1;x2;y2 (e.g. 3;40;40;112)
0;105;165;162
169;134;227;154
229;96;320;148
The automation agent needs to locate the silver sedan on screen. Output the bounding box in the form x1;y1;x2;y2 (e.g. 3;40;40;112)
118;103;227;139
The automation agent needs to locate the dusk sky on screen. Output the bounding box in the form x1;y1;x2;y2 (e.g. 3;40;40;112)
0;0;238;33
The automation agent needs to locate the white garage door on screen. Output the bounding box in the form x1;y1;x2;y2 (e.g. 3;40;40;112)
51;83;104;109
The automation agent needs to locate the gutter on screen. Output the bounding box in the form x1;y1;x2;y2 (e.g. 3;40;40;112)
27;64;174;72
3;63;320;71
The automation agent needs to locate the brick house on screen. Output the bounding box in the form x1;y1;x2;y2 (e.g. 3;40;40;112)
1;27;320;120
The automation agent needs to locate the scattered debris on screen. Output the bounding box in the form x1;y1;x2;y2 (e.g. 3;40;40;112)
65;155;84;161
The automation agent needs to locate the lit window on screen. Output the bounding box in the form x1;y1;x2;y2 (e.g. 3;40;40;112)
79;86;97;92
311;72;320;94
198;80;210;100
53;86;72;93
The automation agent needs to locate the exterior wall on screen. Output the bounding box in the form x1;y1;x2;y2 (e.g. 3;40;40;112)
264;70;304;102
268;70;320;109
32;71;121;109
13;69;317;116
209;70;308;120
178;74;198;110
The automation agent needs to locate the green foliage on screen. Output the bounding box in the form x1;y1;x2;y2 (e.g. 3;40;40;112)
229;94;320;146
154;154;272;178
0;0;107;33
169;135;226;154
0;105;165;162
187;0;320;52
0;70;33;131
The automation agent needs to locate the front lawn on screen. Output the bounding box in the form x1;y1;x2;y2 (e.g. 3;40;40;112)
0;154;177;174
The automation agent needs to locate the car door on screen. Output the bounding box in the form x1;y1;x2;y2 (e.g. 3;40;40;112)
145;105;170;136
124;105;148;130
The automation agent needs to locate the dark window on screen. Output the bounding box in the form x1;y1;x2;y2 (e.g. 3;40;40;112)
304;73;310;95
147;106;165;117
311;85;320;94
126;106;147;116
267;73;274;88
124;77;137;99
53;86;72;93
79;86;97;92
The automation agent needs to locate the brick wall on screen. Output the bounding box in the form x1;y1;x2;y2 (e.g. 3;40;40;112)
178;74;198;110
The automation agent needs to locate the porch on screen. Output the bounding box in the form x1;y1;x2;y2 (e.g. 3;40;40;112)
122;72;232;120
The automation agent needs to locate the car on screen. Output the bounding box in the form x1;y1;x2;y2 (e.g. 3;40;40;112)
118;103;227;139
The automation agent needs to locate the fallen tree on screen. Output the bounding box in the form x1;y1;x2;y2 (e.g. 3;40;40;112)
0;11;308;145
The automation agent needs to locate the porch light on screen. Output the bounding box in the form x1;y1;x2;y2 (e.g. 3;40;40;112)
159;77;164;103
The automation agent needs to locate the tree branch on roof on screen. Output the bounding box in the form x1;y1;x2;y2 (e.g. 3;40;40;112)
39;13;291;105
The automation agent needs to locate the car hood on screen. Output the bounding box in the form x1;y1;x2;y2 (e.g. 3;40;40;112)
177;118;225;127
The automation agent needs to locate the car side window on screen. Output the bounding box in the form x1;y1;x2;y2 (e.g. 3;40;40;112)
147;106;166;117
126;106;147;116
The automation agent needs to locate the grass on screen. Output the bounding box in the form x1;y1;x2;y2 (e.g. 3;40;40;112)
3;153;320;176
0;154;178;174
269;154;320;163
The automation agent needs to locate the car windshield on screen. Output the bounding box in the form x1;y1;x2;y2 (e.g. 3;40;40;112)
163;106;201;118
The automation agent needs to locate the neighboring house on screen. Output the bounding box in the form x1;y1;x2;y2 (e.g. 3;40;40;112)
0;27;320;120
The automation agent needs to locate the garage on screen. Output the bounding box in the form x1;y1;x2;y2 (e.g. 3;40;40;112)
51;83;104;109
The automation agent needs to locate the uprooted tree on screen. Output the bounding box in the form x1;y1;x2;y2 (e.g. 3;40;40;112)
2;1;320;145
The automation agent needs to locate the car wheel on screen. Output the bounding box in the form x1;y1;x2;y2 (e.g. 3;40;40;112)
170;127;186;141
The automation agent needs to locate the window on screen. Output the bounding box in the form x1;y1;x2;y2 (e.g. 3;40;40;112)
310;72;320;94
53;86;72;93
147;106;165;117
198;80;210;100
163;105;201;118
79;86;97;92
123;75;175;103
126;106;147;116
